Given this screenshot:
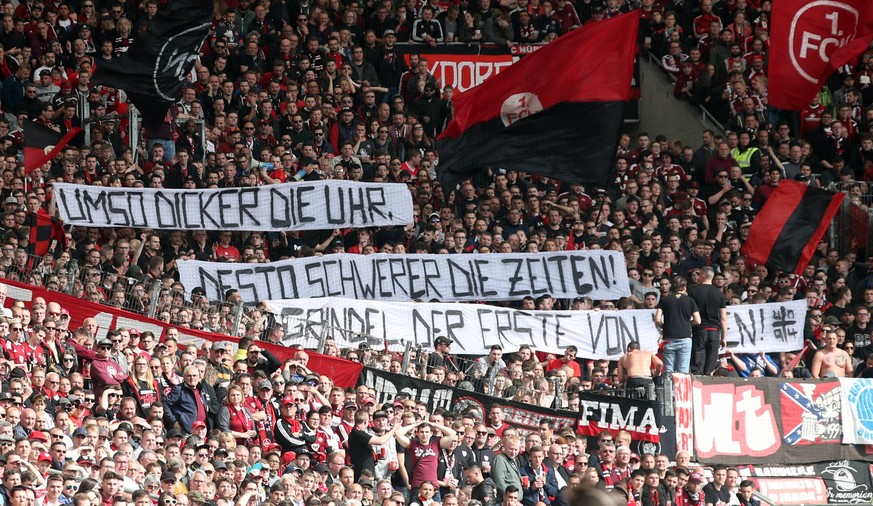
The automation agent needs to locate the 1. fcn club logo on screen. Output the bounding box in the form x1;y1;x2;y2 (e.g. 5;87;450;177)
789;1;859;83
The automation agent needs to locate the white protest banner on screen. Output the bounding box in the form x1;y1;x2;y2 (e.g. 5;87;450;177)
266;297;803;355
724;299;806;353
178;250;630;304
53;181;413;231
839;378;873;444
266;297;659;359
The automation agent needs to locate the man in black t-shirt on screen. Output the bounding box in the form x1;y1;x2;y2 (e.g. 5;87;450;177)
703;465;732;506
655;277;700;374
689;267;727;375
347;410;399;480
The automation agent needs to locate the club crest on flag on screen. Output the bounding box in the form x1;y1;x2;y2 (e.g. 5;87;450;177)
500;92;543;126
789;1;859;83
154;22;212;101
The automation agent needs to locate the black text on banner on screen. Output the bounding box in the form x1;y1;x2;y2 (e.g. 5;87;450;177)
267;297;658;359
267;298;803;356
359;368;455;413
179;251;631;303
53;181;414;231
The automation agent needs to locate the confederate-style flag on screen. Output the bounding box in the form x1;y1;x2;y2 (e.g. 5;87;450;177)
742;180;845;275
769;0;873;110
24;119;82;175
436;11;640;189
24;210;67;259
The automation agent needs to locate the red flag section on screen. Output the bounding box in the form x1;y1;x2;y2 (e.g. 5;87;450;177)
742;180;845;275
769;0;873;110
24;119;82;175
440;11;640;140
436;11;640;189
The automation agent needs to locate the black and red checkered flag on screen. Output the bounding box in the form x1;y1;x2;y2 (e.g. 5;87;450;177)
24;210;67;260
24;119;82;175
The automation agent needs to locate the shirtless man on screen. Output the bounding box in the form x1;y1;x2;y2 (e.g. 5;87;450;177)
617;342;663;390
811;330;853;378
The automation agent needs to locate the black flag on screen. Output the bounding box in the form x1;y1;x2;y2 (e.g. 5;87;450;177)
91;0;213;129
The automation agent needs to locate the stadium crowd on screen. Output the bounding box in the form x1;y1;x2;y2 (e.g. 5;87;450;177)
0;0;866;504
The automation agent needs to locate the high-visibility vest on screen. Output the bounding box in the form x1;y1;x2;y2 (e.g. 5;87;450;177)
731;146;759;172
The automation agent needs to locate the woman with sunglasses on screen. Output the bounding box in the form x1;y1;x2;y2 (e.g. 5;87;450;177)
158;492;178;506
122;354;162;418
58;352;78;377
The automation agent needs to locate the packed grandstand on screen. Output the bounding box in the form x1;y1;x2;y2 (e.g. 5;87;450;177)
0;0;869;506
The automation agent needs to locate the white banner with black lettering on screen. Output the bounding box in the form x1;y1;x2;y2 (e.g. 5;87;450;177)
266;297;658;359
178;250;630;303
266;297;805;355
724;299;806;353
53;181;414;230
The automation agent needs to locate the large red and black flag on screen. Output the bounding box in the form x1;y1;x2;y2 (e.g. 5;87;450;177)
769;0;873;110
91;0;213;129
436;11;640;189
24;209;67;260
742;180;845;275
23;119;82;175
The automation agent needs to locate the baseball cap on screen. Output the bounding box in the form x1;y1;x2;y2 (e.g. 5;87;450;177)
383;29;396;36
343;400;358;410
689;473;703;483
37;452;52;463
192;421;206;429
259;379;273;390
824;315;841;325
30;431;48;442
434;336;453;346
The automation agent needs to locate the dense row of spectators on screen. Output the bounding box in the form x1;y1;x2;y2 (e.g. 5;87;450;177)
0;0;866;504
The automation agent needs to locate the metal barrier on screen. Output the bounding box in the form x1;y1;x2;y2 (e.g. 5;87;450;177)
11;251;246;336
